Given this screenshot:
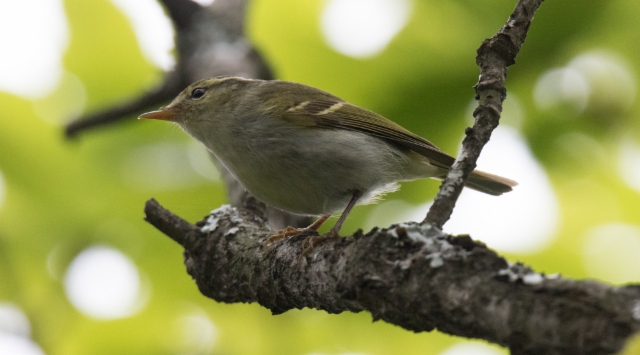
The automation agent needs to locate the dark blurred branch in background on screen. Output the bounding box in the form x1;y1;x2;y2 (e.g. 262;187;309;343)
63;0;205;138
159;0;202;30
145;198;640;355
65;69;183;138
65;0;640;352
64;0;271;139
425;0;543;228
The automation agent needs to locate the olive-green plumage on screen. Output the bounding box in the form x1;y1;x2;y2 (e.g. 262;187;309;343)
140;76;517;242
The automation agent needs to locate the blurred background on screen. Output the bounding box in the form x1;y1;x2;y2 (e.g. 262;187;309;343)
1;0;639;354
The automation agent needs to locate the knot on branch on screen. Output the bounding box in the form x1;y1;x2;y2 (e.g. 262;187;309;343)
476;34;519;68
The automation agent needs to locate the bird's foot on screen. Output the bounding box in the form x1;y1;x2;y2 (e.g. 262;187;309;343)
263;226;315;250
263;216;330;251
298;230;340;263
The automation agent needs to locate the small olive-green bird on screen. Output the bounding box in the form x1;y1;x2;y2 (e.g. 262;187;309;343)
140;77;516;251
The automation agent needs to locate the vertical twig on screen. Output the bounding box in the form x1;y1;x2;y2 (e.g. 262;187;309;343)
424;0;544;229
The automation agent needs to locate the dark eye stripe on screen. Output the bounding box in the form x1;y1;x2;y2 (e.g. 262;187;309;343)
191;88;206;99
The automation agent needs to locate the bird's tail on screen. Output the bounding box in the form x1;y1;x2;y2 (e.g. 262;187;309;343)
431;168;517;196
464;170;518;196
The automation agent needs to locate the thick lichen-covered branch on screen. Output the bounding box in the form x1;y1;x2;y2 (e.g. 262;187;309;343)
145;198;640;355
68;0;640;352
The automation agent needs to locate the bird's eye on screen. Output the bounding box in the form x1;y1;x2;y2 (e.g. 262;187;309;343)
191;88;206;99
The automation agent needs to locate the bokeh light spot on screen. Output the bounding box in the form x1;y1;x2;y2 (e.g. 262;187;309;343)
0;303;30;338
191;0;215;5
176;310;218;354
0;333;44;355
365;127;560;253
618;137;640;193
533;50;636;117
533;67;589;113
321;0;411;58
0;0;68;98
439;342;506;355
64;245;145;320
109;0;175;70
445;126;560;253
569;51;636;115
582;223;640;284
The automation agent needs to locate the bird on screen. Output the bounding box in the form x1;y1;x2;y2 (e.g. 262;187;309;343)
139;76;517;256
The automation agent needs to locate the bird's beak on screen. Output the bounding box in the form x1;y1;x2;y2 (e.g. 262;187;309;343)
138;108;176;121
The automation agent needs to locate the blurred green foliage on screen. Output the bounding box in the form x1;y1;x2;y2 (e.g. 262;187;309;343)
1;0;639;354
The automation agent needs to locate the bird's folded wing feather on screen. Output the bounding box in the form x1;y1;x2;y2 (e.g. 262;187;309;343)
282;100;456;169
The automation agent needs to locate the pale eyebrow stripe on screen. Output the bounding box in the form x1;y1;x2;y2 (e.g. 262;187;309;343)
210;77;253;86
212;77;236;85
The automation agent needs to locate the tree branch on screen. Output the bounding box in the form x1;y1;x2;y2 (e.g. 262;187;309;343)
63;0;272;139
424;0;544;228
70;0;640;352
144;198;640;355
65;70;184;138
159;0;202;30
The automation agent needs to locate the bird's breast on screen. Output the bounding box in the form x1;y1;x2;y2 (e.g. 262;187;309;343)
194;117;435;215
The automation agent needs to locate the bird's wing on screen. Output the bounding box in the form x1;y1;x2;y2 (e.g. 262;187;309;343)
282;99;456;169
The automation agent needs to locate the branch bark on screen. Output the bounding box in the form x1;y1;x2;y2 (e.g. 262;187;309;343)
66;0;640;352
425;0;544;228
144;198;640;355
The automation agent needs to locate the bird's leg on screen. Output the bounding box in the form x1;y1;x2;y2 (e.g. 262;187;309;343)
263;215;330;250
299;190;363;260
